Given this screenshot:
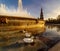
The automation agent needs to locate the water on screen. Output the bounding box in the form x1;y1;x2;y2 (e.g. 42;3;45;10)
0;25;60;51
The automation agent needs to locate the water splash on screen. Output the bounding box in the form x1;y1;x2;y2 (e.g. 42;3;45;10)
0;0;33;18
18;0;23;11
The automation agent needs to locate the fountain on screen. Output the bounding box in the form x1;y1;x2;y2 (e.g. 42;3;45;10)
0;0;33;17
18;0;23;11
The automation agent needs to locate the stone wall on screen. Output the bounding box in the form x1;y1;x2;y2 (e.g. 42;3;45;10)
0;16;44;26
0;16;38;26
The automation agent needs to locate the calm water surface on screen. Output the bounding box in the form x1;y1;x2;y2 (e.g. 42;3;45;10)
0;25;60;51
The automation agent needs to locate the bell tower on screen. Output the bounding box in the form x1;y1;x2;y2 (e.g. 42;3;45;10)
40;8;44;20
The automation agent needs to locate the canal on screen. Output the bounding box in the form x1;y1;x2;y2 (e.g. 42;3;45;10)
0;25;60;51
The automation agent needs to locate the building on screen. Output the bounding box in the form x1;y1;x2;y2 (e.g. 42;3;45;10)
38;8;45;24
40;8;44;20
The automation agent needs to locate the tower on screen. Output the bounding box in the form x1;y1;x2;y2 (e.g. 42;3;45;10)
40;8;44;20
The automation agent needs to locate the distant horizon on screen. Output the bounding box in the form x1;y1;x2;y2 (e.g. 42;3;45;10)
0;0;60;19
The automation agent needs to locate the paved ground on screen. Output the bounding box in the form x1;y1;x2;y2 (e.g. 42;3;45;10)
49;41;60;51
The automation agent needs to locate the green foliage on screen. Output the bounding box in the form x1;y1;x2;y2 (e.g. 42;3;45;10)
46;15;60;24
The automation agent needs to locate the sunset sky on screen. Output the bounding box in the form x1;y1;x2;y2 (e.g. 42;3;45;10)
0;0;60;19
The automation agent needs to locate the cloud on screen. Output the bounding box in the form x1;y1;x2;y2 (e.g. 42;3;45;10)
24;0;60;19
1;0;60;19
41;0;60;19
45;7;60;19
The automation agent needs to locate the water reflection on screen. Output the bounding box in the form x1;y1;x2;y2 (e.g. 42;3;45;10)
46;25;60;37
0;25;60;51
47;25;60;32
